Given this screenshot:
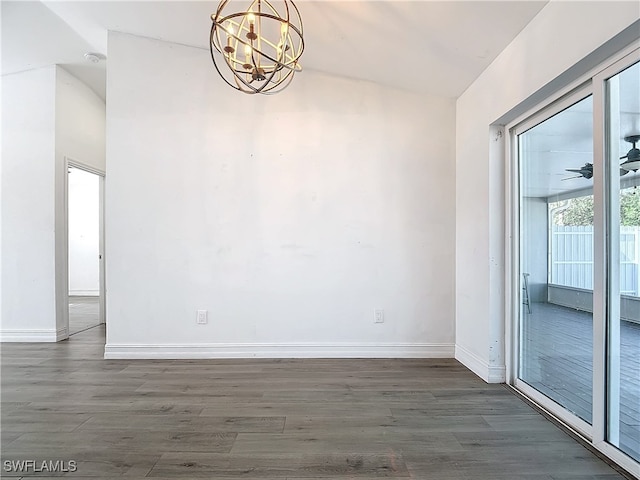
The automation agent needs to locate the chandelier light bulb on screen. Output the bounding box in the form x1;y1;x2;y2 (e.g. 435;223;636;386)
244;44;252;69
226;24;235;49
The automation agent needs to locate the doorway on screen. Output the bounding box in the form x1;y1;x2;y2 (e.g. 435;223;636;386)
66;161;105;337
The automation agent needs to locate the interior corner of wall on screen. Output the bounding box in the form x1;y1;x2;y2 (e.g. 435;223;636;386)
455;343;505;384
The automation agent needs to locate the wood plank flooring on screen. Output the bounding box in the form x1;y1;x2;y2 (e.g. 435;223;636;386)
68;296;101;335
0;324;633;479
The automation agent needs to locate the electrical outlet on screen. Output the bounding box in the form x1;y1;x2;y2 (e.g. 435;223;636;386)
374;308;384;323
196;310;208;325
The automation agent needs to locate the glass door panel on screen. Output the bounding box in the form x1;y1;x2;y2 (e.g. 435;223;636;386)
605;60;640;462
518;95;594;424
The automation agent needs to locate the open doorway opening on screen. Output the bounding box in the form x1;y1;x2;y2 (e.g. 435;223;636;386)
67;163;105;336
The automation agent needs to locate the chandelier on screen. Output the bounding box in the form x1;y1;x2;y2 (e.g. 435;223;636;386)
210;0;304;94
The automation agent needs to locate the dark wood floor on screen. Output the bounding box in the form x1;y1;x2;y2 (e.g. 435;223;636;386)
521;302;640;461
0;325;632;479
68;296;101;335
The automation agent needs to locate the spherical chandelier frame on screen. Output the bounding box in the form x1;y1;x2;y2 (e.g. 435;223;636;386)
210;0;304;95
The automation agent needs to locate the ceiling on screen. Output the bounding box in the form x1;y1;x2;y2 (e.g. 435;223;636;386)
4;1;638;199
2;0;549;100
523;61;640;199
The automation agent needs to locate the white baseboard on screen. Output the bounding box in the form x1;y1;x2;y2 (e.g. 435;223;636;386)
69;290;99;297
1;327;68;342
455;344;505;384
104;342;455;359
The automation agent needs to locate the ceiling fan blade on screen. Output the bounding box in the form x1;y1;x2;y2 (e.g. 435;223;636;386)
562;175;583;181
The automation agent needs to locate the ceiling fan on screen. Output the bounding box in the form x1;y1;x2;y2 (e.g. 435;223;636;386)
564;134;640;180
564;162;593;180
620;134;640;172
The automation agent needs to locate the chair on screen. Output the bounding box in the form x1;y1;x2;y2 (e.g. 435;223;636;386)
522;273;532;314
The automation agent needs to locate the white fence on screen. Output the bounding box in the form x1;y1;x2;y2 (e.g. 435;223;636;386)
550;226;640;296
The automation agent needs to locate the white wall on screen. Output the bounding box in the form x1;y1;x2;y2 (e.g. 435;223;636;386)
455;2;639;382
55;67;106;172
105;32;456;358
68;168;100;296
0;66;105;341
0;67;58;341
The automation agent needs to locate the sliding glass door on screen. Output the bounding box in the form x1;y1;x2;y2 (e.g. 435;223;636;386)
512;49;639;473
605;60;640;463
518;94;594;429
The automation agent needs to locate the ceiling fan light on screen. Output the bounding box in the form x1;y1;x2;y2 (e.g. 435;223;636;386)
621;159;640;172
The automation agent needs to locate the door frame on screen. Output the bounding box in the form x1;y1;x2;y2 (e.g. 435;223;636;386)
509;85;595;444
65;157;106;333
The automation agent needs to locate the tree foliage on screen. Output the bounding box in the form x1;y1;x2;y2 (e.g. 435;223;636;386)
551;189;639;226
621;189;640;226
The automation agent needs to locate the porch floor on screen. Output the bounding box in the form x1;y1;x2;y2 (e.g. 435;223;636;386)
521;301;639;461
